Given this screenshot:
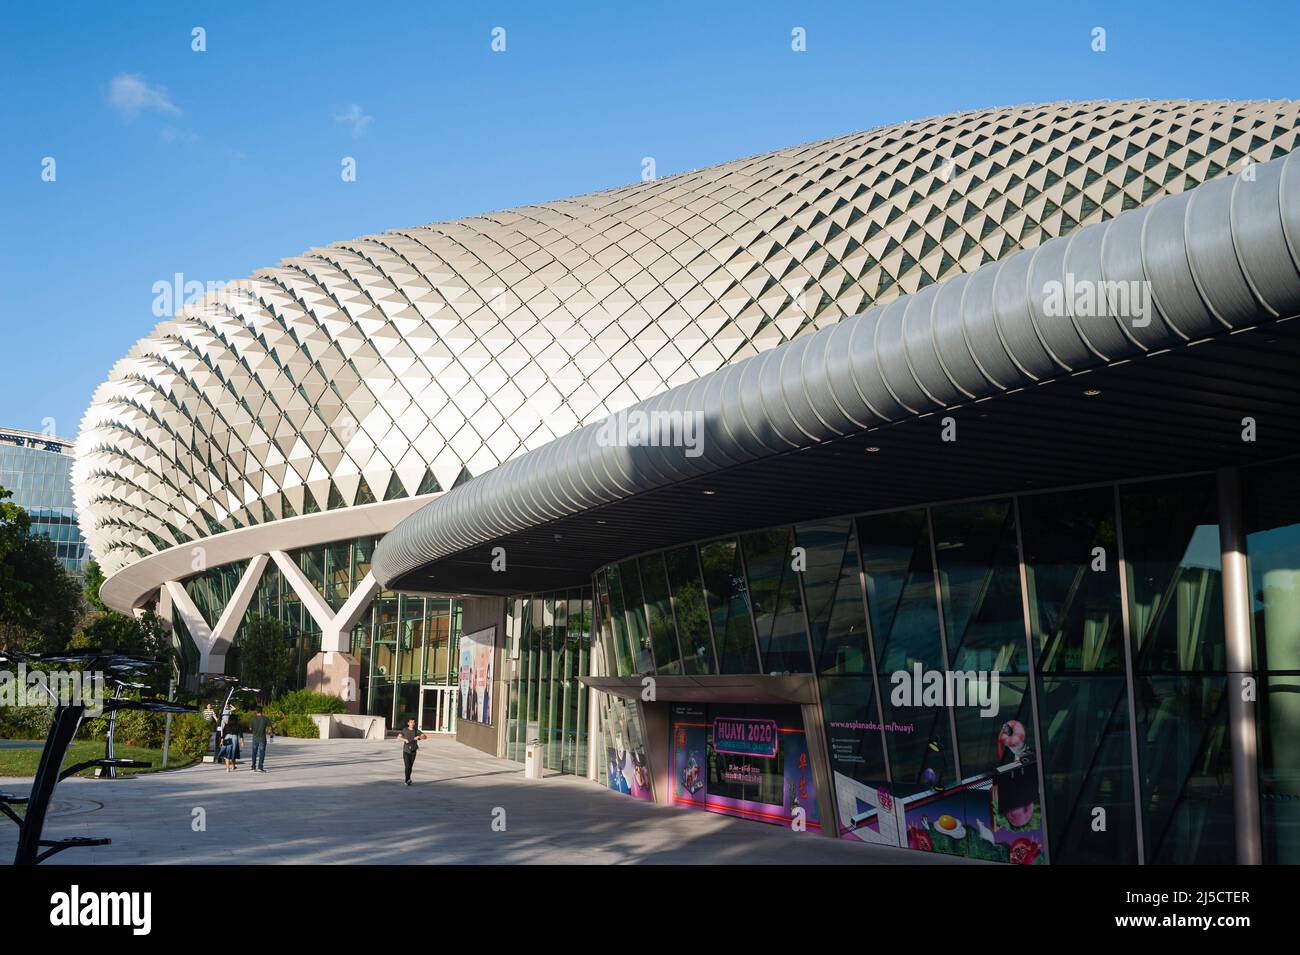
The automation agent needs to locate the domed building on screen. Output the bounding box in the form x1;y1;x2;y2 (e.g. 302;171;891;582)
78;100;1300;864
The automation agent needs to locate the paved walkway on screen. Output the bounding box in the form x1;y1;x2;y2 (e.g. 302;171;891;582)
0;737;960;864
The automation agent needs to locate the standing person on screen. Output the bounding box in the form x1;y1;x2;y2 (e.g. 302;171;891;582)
248;706;273;773
221;710;242;772
203;703;218;759
395;718;427;786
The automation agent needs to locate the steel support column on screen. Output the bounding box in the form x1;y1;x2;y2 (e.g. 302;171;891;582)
1217;467;1262;865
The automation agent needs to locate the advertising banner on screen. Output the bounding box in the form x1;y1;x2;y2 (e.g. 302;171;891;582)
603;696;653;800
826;700;1046;864
669;703;818;829
457;626;495;724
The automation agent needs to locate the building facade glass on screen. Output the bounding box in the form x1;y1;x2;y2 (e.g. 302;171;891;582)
176;534;461;730
1243;457;1300;864
588;464;1293;864
0;429;89;578
503;588;593;775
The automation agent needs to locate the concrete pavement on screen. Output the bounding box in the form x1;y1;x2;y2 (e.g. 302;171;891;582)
0;736;959;864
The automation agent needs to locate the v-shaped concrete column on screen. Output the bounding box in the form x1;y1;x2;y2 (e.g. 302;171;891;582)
269;551;378;652
164;554;269;673
164;552;380;677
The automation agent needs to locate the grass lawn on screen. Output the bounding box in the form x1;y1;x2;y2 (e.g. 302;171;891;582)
0;739;196;778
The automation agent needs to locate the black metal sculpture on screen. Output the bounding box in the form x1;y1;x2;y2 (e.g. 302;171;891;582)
0;650;196;865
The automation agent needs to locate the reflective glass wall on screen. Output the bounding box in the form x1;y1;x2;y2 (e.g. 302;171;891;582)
503;588;593;775
1244;458;1300;864
0;439;90;577
591;468;1261;864
177;535;461;727
351;592;459;729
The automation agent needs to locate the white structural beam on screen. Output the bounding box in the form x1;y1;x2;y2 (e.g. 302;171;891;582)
211;554;269;651
322;572;379;652
96;495;437;614
270;550;336;632
163;580;222;673
162;554;371;678
157;583;173;628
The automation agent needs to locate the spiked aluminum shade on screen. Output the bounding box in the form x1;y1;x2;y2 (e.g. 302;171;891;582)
372;148;1300;594
75;100;1300;602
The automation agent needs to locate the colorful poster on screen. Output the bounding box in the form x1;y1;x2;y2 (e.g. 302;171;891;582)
828;713;1047;864
669;704;818;830
603;696;652;800
457;626;495;724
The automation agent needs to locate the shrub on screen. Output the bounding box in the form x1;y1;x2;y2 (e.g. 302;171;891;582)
169;713;214;761
113;709;165;748
80;713;110;740
268;689;347;717
80;707;169;747
0;705;55;740
274;713;319;738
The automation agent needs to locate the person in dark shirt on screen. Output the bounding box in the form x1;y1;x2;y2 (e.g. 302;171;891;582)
395;718;427;786
248;706;273;773
221;712;242;772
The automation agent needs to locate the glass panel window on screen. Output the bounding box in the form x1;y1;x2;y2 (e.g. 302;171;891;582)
1035;675;1139;864
856;509;953;786
1120;475;1233;863
639;553;683;675
595;570;625;678
740;527;811;673
700;539;759;674
931;499;1035;784
603;565;634;677
1020;487;1124;672
616;559;654;674
1244;458;1300;863
664;545;716;675
797;519;870;676
1021;487;1137;863
326;541;352;610
1122;476;1225;672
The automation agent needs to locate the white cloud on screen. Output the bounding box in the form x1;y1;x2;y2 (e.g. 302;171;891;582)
335;104;373;138
108;73;181;118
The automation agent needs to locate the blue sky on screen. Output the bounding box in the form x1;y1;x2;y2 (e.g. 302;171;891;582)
2;0;1297;439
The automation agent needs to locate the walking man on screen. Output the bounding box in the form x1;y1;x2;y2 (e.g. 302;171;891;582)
395;717;427;786
249;706;273;773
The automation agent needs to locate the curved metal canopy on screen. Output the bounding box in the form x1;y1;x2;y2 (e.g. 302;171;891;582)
374;150;1300;591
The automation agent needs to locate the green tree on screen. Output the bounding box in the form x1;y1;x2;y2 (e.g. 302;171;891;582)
83;560;106;610
237;615;295;701
0;487;82;654
71;609;175;694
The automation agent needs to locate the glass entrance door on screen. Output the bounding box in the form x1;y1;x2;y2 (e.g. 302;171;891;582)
420;685;458;733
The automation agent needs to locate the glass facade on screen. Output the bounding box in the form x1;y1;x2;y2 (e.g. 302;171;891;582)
1243;458;1300;864
590;464;1296;864
0;434;89;577
503;588;593;775
175;535;460;729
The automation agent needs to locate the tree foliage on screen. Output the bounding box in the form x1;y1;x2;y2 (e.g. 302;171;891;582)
237;615;295;701
0;486;82;654
83;560;106;610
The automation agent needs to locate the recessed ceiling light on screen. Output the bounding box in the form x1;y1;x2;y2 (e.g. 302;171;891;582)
702;490;716;495
865;446;881;453
1083;388;1102;397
